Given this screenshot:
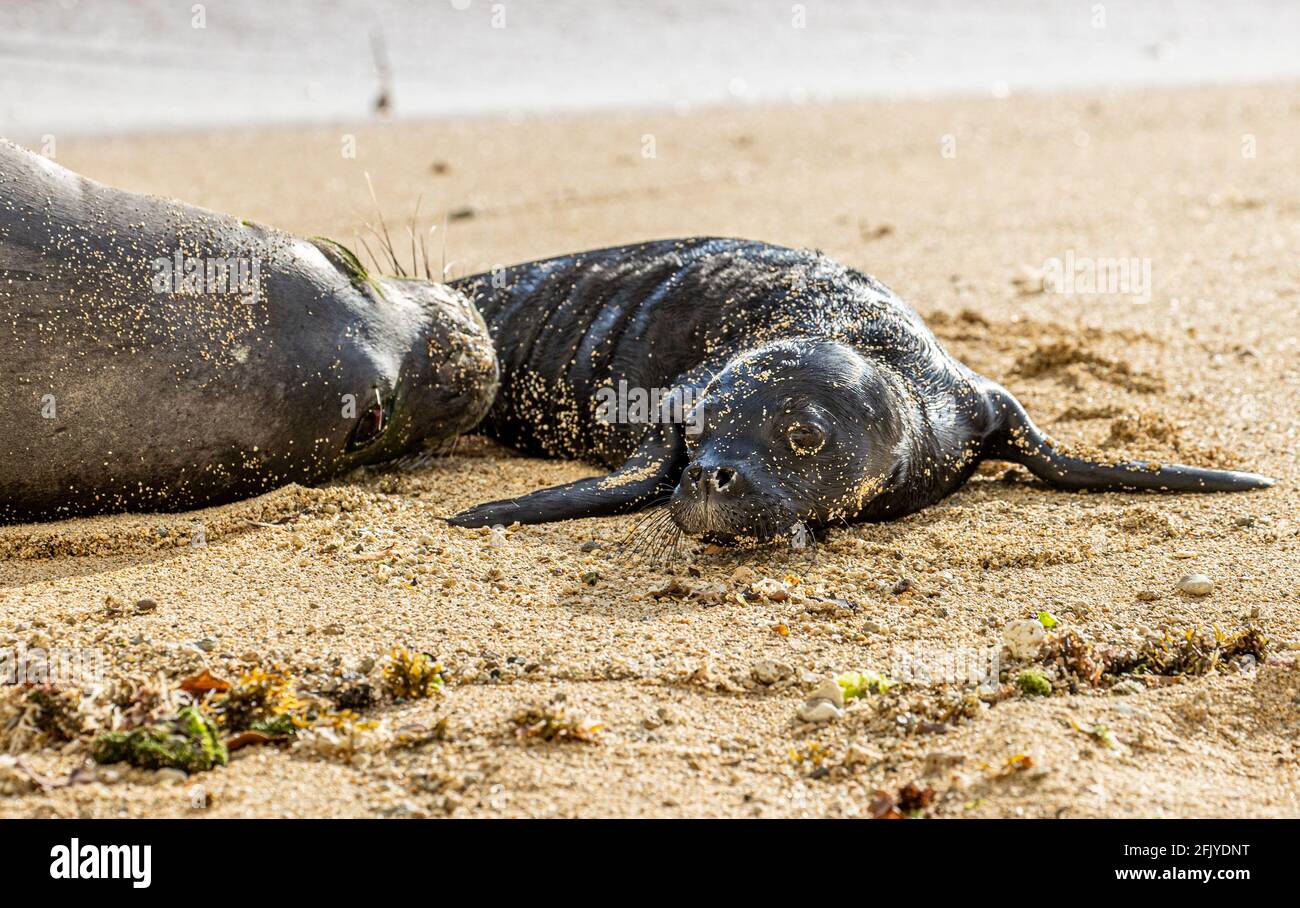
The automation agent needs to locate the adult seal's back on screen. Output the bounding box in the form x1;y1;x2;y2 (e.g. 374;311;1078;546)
0;140;497;522
448;238;1273;541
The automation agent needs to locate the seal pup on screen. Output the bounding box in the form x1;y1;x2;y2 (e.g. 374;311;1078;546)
0;140;497;522
447;238;1272;542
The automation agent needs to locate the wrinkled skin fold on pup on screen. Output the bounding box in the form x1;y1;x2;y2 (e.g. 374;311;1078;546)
0;140;497;522
448;238;1273;543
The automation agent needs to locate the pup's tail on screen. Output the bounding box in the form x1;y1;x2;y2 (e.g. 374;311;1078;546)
981;384;1275;493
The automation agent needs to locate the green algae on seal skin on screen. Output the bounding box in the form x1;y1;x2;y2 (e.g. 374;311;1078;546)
0;139;498;523
90;707;228;773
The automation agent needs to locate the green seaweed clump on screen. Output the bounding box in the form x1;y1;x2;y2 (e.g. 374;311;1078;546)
1016;669;1053;697
1125;625;1269;677
835;670;895;701
91;706;228;773
382;648;444;701
247;714;299;738
207;666;304;734
1042;625;1268;690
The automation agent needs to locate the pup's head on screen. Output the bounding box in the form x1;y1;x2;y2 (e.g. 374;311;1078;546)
669;339;908;544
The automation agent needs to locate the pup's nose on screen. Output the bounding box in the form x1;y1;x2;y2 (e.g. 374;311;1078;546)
683;463;747;498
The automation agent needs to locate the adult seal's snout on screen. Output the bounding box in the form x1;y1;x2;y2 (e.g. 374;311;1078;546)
0;140;497;522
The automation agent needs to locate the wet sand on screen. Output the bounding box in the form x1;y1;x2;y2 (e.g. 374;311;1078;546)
2;83;1298;817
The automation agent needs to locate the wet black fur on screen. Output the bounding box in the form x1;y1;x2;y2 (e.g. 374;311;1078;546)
448;238;1272;538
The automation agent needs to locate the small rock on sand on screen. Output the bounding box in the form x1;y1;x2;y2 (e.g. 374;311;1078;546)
808;677;845;707
796;676;846;723
797;700;843;723
729;566;756;586
1176;574;1214;596
751;659;793;685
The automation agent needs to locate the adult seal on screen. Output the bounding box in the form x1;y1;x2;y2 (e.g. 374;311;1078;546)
0;140;497;522
448;237;1273;542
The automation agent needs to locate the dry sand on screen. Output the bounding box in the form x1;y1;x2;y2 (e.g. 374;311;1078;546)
2;84;1298;818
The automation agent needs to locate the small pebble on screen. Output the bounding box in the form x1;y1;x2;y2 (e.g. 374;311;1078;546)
133;598;158;614
579;540;600;552
808;677;844;707
796;700;843;723
195;638;216;652
1136;590;1160;602
751;659;793;685
1176;574;1214;596
729;566;756;586
1110;678;1145;696
154;768;188;785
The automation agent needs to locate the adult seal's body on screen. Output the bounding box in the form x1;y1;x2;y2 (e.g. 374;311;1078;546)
0;140;496;522
448;237;1272;541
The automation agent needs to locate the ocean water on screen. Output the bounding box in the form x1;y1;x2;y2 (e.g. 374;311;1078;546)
2;0;1299;137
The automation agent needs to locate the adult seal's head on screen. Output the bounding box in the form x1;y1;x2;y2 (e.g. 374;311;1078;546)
0;140;497;522
669;338;912;543
310;240;497;462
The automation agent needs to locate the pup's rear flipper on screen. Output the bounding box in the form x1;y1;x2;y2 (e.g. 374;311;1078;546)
447;424;686;527
983;385;1275;493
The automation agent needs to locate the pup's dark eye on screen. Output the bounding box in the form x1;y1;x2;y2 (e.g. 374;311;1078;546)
349;393;386;449
787;422;825;455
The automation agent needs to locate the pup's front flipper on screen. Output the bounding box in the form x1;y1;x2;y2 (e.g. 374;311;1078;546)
983;384;1275;492
447;424;686;527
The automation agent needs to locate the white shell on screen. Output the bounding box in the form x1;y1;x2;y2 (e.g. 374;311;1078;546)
1002;618;1047;660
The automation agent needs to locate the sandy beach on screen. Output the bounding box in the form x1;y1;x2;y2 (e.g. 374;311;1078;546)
2;83;1297;818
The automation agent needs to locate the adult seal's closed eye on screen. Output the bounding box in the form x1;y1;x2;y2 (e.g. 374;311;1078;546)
447;237;1273;542
0;140;497;522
